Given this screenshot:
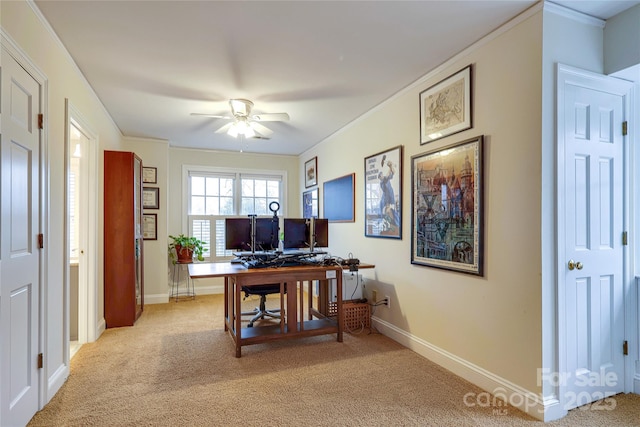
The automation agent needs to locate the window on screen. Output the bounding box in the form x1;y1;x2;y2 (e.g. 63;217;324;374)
184;167;286;260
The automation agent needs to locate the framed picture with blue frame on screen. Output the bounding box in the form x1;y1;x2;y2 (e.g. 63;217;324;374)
364;145;402;239
303;188;318;218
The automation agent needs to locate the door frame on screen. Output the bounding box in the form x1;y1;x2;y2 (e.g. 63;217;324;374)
0;31;51;409
556;63;636;408
64;99;99;352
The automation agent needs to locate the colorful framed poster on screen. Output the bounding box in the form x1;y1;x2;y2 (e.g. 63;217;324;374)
411;135;483;275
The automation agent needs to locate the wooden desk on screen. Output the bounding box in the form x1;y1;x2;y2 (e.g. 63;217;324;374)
188;262;344;357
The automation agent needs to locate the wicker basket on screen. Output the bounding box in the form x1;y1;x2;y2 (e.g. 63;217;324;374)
328;301;370;332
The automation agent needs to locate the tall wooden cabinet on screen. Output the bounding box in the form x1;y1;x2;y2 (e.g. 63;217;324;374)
104;150;144;327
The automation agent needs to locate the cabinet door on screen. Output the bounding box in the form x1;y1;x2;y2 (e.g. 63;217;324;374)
104;151;144;327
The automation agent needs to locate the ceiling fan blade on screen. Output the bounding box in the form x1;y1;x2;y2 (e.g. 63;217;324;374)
215;122;234;134
251;112;290;122
249;122;273;137
190;113;232;119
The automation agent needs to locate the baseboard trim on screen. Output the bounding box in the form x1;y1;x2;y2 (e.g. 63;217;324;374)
372;316;558;421
146;285;224;304
45;363;69;404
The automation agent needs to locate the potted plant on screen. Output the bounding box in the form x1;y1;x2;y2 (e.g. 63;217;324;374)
168;234;207;263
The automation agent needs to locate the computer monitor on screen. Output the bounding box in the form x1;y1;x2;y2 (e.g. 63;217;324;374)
254;217;279;251
224;218;251;251
312;218;329;248
283;218;308;249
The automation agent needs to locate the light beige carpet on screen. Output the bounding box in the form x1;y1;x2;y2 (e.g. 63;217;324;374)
28;294;639;426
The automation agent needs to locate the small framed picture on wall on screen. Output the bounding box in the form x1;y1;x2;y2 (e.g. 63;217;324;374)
142;166;157;184
305;157;318;188
143;213;157;240
143;187;159;209
303;188;319;218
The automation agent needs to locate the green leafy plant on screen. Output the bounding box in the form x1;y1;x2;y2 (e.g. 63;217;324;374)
168;234;207;263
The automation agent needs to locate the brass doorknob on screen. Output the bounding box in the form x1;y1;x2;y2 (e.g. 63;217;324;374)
568;260;583;271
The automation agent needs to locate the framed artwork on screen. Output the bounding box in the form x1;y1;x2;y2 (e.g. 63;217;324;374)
419;65;472;144
364;145;403;239
142;187;160;209
143;213;157;240
411;135;483;275
305;156;318;188
142;166;157;184
323;173;355;222
303;188;319;218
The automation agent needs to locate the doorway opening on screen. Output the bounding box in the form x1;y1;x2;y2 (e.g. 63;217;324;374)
65;100;99;360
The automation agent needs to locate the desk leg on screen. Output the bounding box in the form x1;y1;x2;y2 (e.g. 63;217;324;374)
307;280;313;321
318;279;329;316
286;281;297;333
336;272;343;343
235;279;242;358
224;276;229;332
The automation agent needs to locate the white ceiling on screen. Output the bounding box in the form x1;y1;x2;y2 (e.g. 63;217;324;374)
34;0;639;156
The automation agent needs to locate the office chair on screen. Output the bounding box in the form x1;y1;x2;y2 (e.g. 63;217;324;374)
241;284;286;327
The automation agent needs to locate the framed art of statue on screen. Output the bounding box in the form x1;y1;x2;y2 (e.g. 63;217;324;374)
364;145;402;239
303;188;319;218
411;135;483;275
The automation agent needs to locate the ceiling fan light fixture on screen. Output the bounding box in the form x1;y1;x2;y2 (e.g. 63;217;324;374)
227;119;256;138
227;123;239;138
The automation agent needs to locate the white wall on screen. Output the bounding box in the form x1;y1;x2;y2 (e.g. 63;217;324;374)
1;0;124;407
303;7;545;398
604;4;640;76
122;137;170;303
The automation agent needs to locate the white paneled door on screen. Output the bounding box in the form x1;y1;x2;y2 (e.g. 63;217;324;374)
560;67;629;410
0;49;42;426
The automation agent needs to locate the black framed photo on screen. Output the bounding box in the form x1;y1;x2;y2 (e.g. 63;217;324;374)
323;173;355;222
142;166;157;184
303;188;319;218
364;145;402;239
142;187;159;209
143;213;157;240
419;65;472;144
411;135;483;275
305;156;318;188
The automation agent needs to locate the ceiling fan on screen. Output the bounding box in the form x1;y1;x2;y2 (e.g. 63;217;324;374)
191;99;289;139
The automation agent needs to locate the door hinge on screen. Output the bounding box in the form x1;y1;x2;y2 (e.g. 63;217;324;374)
622;121;628;136
37;353;43;369
38;233;44;249
622;231;628;246
623;340;628;356
38;114;44;130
